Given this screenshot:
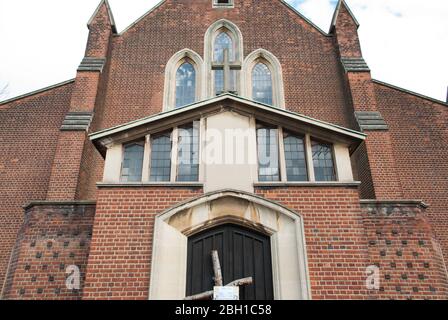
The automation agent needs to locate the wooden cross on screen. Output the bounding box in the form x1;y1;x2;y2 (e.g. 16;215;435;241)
184;250;253;300
211;48;241;95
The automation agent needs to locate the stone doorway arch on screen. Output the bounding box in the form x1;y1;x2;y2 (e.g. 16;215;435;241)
148;189;310;300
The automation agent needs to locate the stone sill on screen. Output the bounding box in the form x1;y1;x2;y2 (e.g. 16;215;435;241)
97;182;204;188
254;181;361;188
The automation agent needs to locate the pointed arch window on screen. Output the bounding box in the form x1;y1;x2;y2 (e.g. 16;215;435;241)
175;62;196;108
214;32;235;62
163;49;203;111
212;31;239;95
252;62;273;105
242;49;285;109
205;20;243;97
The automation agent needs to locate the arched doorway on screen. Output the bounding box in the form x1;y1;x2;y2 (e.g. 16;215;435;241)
149;190;310;300
186;224;274;300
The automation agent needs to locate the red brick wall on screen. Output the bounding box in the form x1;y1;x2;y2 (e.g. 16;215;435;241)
95;0;352;131
333;3;362;58
375;83;448;268
2;203;95;300
47;131;87;200
255;186;370;299
361;131;403;199
77;0;360;201
0;82;73;296
361;201;448;299
83;186;203;300
47;1;113;201
85;3;113;58
85;186;372;300
351;142;375;199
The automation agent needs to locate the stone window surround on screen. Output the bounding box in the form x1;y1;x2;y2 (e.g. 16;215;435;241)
204;19;244;98
163;49;205;111
148;190;311;300
241;49;286;109
104;115;353;186
163;20;286;110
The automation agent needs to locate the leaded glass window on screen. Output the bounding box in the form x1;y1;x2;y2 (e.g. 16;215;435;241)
120;141;144;182
257;124;280;182
283;131;308;181
213;32;237;94
214;69;236;95
150;132;172;182
177;122;200;182
175;62;196;108
214;32;234;62
312;140;336;181
252;62;273;105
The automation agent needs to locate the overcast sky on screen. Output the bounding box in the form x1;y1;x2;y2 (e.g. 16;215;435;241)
0;0;447;102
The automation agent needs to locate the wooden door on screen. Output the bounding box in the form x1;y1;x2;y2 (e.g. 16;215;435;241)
186;224;274;300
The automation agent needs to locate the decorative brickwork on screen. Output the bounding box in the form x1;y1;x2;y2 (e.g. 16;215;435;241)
0;81;73;293
374;82;448;270
361;200;448;299
2;202;95;300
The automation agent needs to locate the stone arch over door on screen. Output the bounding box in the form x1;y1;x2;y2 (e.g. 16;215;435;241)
149;189;310;300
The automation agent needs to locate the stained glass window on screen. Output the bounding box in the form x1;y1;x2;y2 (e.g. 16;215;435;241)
150;133;172;182
175;62;196;108
283;131;308;181
312;140;336;181
120;141;145;182
257;124;280;182
252;62;273;105
177;122;200;182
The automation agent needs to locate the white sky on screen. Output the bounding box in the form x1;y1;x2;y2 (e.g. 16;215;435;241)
0;0;447;102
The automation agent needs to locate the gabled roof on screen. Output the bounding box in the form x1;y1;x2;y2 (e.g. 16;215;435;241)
118;0;331;37
89;94;366;155
330;0;360;33
373;79;448;107
278;0;330;37
0;79;75;107
88;0;117;33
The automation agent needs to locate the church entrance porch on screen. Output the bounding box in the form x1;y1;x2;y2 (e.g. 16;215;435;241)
149;189;310;300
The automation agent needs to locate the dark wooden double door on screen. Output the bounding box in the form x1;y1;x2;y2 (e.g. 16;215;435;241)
186;224;274;300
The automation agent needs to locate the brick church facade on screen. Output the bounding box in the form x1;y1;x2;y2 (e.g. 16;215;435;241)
1;0;447;300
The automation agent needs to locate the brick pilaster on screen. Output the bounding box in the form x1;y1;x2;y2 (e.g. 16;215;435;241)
46;1;115;200
332;0;403;199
